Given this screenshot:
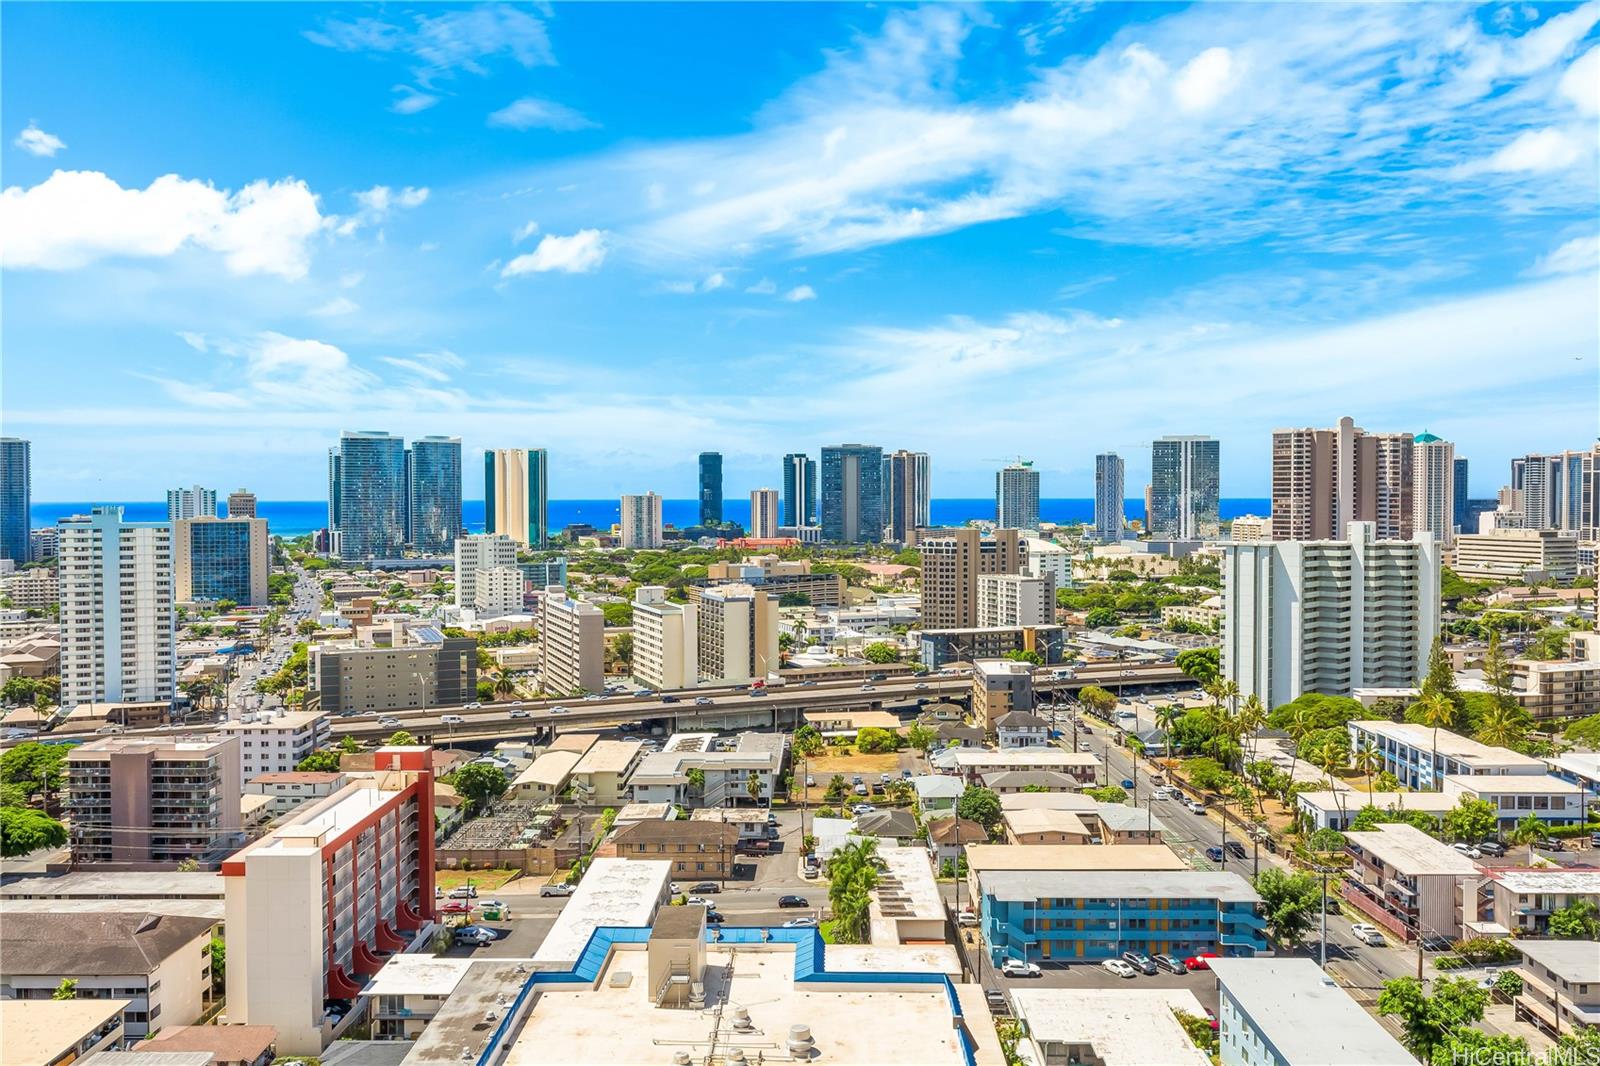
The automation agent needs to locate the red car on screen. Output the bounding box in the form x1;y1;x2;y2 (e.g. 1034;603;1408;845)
440;900;473;914
1183;952;1219;971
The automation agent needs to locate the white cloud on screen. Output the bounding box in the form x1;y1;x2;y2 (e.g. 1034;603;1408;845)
782;285;817;302
334;184;430;235
304;5;553;87
702;272;730;291
501;229;608;276
1172;47;1235;113
745;278;777;294
1530;233;1600;276
487;97;596;131
14;123;66;157
1559;45;1599;115
0;169;324;278
311;296;359;317
390;85;440;114
514;220;540;242
338;270;365;288
1486;127;1582;171
177;331;209;352
381;350;463;382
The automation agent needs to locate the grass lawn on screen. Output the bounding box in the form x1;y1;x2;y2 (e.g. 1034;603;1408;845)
434;868;523;892
818;918;841;944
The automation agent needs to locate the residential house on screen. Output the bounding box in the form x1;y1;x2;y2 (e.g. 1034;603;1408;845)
607;819;742;880
912;774;963;816
926;817;986;871
1514;939;1599;1035
995;710;1049;750
854;809;920;845
134;1025;278;1066
1440;774;1587;829
1478;869;1600;937
981;770;1081;795
360;954;473;1041
1002;807;1091;845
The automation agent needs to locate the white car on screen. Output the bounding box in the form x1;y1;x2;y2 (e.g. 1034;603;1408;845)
1452;842;1482;859
956;909;980;927
440;714;465;725
1350;923;1387;946
1185;800;1207;814
1001;959;1042;978
549;706;569;715
1100;959;1139;979
783;916;818;928
508;709;529;719
686;896;713;907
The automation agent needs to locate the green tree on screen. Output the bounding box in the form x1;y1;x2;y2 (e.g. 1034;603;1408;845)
827;838;880;944
686;767;707;794
1083;606;1117;628
1441;797;1497;845
1175;647;1220;685
855;727;898;753
1376;976;1488;1062
453;763;509;812
1077;685;1117;716
339;735;361;754
386;730;418;746
296;618;319;636
1266;693;1368;732
862;642;900;664
1416;691;1457;793
1253;868;1321;948
600;602;633;627
1003;649;1043;665
746;770;762;806
1507;813;1543;864
956;786;1002;830
778;592;811;607
296;749;342;773
791;725;824;758
1083;785;1128;804
209;935;226;993
51;978;78;1001
0;806;68;856
1475;632;1528;748
824;774;846;803
1548;898;1600;940
1420;636;1462;709
1494;971;1524;999
1564;713;1600;748
1183;756;1233;794
0;742;71;798
905;722;937;754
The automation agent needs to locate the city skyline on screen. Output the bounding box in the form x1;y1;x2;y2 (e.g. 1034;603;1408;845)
2;4;1596;499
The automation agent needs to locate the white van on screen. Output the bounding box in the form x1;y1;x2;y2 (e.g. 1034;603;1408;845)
440;714;465;725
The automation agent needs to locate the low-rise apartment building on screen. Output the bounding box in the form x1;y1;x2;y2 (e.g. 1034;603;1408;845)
361;954;473;1041
509;749;581;804
0;999;128;1066
1002;807;1091;845
918;625;1068;670
607;819;741;879
570;739;644;805
1210;957;1411;1066
1479;869;1600;936
952;748;1098;786
1455;528;1579;581
1293;789;1456;832
1511;657;1600;720
66;735;243;868
243;770;348;817
0;911;216;1040
1440;773;1587;829
1346;720;1547;791
309;625;476;715
1342;823;1480;942
628;733;786;808
1514;940;1600;1035
217;710;331;781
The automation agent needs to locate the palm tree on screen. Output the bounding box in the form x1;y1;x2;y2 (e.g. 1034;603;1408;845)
1417;692;1456;791
1284;705;1313;796
1507;813;1542;864
1475;701;1524;750
1352;747;1382;804
827;838;880;943
1154;704;1182;772
491;669;516;699
746;770;763;808
1315;745;1350;826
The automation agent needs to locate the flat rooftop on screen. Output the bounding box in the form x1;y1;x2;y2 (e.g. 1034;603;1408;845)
571;739;641;775
1546;752;1600;781
531;858;669;964
874;846;944;923
217;710;326;731
505;943;974;1066
1208;958;1412;1066
1003;808;1090;836
1;999;129;1066
1350;721;1547;768
1518;939;1600;984
362;954;475;998
1344;823;1482;876
999;791;1099;812
1444;774;1584;794
982;869;1261;904
1092;803;1169;835
1009;987;1209;1066
0;871;224;899
954;750;1099;768
1488;869;1600;894
1295;791;1455;813
965;843;1187;872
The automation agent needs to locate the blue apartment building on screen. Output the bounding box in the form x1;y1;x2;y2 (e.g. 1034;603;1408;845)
979;870;1269;965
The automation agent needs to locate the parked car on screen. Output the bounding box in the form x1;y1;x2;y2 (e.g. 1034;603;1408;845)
1351;923;1387;946
985;988;1009;1013
689;882;720;894
1452;842;1482;859
783;916;818;928
1204;1007;1219;1032
1101;959;1139;979
1001;959;1043;978
851;775;864;785
1122;951;1158;975
540;883;576;897
455;926;496;946
687;896;713;907
449;885;478;899
1183;952;1219;971
853;784;869;796
1476;840;1506;857
1153;953;1185;975
1538;838;1565;852
851;804;877;815
440;900;472;914
778;895;809;908
957;909;980;927
805;775;815;787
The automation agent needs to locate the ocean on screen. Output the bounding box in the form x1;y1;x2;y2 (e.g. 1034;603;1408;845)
31;499;1272;538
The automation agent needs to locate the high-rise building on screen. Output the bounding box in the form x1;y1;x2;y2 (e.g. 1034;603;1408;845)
454;533;518;610
406;435;461;555
1270;417;1414;541
995;461;1041;531
67;735;242;866
309;623;477;715
885;450;931;544
1411;432;1456;547
1150;436;1220;540
621;492;664;549
1093;453;1125;542
473;566;525;619
165;484;217;522
820;444;884;543
696;583;779;685
1452;458;1469;533
749;488;780;539
329;430;406;559
977;573;1056;627
58;506;175;707
540;585;604;694
226;488;257;518
485;447;549;549
1229;515;1270;543
698;452;724;526
631;585;697;690
917;527;1026;629
0;438;30;564
217;710;332;782
782;453;817;528
173;515;270;604
1507;448;1600;536
1222;521;1440;709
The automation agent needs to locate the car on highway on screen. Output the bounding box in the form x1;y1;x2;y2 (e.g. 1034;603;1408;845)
508;709;530;719
778;895;809;908
914;682;929;690
1121;951;1158;975
1151;787;1173;801
1101;959;1138;979
378;716;401;727
689;882;720;894
1001;959;1042;978
1153;953;1185;975
1183;952;1219;971
660;694;680;703
440;715;465;725
540;883;575;897
1350;923;1386;946
549;706;569;715
1119;779;1134;789
783;916;818;928
798;680;817;687
466;702;482;709
859;684;875;691
695;697;715;706
583;693;605;701
748;689;767;697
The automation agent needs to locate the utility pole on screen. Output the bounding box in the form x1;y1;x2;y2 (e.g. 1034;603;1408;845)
1318;865;1329;970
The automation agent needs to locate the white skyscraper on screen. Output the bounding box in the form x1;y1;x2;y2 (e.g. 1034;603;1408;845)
454;533;518;610
749;488;780;539
995;461;1041;531
1222;521;1440;709
166;484;217;521
631;585;698;690
58;506;176;707
1093;453;1125;542
977;572;1056;627
620;493;664;549
1411;432;1456;546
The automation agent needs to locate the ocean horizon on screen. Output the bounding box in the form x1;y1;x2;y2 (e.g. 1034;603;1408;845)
32;498;1272;539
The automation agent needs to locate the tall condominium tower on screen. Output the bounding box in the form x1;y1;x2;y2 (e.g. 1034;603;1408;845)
1509;448;1600;536
485;447;549;549
226;488;257;518
621;492;664;549
1150;436;1220;540
329;430;406;559
1452;458;1469;532
995;461;1041;531
821;444;884;544
174;516;270;605
1093;453;1125;542
454;533;518;610
406;435;462;555
885;450;931;544
782;453;817;528
698;452;723;526
1270;417;1414;541
918;528;1027;629
166;484;217;522
749;488;780;539
0;437;29;564
58;506;176;707
1411;432;1456;547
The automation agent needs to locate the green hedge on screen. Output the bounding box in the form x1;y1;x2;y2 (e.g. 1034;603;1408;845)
1537;822;1600;839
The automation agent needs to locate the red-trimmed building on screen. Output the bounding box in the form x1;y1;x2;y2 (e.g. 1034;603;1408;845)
222;746;435;1055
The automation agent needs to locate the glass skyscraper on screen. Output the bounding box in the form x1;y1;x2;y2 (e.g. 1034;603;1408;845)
995;461;1041;530
1452;457;1469;531
485;447;549;549
1093;453;1125;542
408;436;462;555
330;430;406;559
0;437;30;564
782;453;816;528
186;519;254;602
820;444;884;543
1150;435;1220;540
698;452;723;526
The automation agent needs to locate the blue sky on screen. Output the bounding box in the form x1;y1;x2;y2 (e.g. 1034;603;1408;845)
3;2;1597;502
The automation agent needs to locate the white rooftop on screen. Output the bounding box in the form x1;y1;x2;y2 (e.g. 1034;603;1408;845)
1489;868;1600;894
954;750;1099;770
1344;823;1482;876
362;954;474;998
1444;774;1584;794
1546;751;1600;782
531;858;669;964
999;791;1099;813
1010;988;1209;1066
1209;957;1413;1066
873;846;944;923
1349;721;1547;769
1294;791;1455;814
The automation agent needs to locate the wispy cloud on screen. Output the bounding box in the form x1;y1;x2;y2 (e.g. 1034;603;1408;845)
501;229;608;276
14;123;66;157
390;85;440;114
782;285;817;302
311;296;359;317
304;3;553;88
332;184;430;235
488;97;596;131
